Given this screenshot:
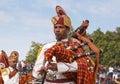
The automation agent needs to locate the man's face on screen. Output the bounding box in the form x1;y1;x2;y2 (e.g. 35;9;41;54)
54;24;69;41
9;60;17;68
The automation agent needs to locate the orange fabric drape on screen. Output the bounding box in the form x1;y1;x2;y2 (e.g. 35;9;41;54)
19;73;33;84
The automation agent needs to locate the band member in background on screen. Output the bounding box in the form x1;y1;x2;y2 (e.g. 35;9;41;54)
0;51;19;84
0;50;9;70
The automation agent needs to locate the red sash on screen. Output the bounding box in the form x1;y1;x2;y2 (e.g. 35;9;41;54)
9;69;18;79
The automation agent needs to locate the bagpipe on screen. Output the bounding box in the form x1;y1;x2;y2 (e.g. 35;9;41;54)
44;20;100;63
42;20;101;84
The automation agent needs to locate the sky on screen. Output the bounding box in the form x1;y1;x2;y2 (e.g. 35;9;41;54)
0;0;120;60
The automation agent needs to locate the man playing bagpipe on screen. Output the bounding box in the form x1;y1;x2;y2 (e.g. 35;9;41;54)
32;5;100;84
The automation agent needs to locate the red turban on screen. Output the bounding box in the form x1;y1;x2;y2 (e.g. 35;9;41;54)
51;6;72;29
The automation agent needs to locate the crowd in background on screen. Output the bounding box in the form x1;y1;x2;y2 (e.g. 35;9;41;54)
96;65;120;84
17;60;34;75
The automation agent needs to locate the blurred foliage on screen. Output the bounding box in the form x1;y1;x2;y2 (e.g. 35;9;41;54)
25;41;43;63
87;27;120;67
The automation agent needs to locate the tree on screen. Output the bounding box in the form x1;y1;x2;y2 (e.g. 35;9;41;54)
88;27;120;67
68;26;74;39
25;41;43;63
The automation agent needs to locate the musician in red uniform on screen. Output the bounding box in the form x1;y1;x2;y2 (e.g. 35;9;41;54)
33;5;100;84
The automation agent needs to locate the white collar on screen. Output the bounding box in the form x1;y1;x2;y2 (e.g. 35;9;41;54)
57;38;69;42
8;66;14;72
61;38;68;42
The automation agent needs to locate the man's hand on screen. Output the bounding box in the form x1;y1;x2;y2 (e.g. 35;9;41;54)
38;63;58;75
38;66;48;75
